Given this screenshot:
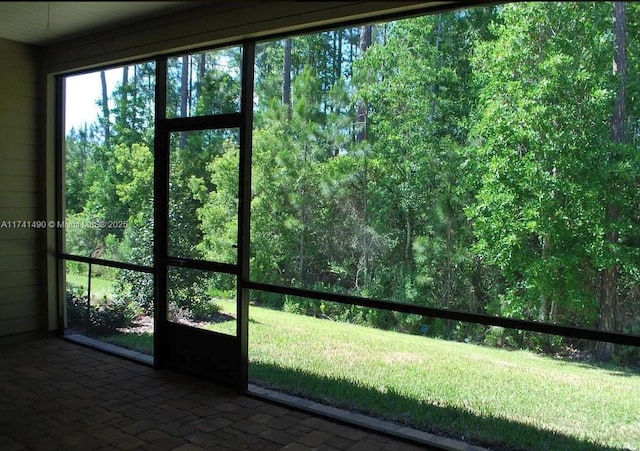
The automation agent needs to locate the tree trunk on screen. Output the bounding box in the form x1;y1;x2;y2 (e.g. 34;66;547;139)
355;25;372;143
282;38;292;119
355;25;373;285
597;2;626;361
430;14;443;122
198;53;206;120
336;29;342;83
538;233;551;322
612;3;627;145
199;52;206;83
405;213;412;272
132;66;138;130
179;55;189;149
121;66;129;131
180;55;189;116
100;70;110;148
79;123;87;178
298;143;307;284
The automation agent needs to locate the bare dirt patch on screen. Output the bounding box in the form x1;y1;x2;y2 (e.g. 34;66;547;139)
116;312;236;334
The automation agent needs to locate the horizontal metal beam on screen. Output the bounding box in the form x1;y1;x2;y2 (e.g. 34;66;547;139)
160;113;241;132
60;253;154;273
164;256;238;275
246;281;640;347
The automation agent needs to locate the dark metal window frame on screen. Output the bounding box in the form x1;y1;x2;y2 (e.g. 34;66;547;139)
56;1;640;383
155;47;250;363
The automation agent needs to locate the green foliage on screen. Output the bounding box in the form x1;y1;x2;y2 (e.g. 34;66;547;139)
168;285;223;322
283;296;318;316
64;3;640;363
87;299;137;335
66;283;89;326
65;282;138;335
468;2;639;328
113;269;154;314
196;138;240;264
190;300;222;322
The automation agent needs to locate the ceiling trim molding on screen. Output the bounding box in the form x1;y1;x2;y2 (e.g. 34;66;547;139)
43;1;463;74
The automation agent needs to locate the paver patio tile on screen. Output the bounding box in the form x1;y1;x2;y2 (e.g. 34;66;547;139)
297;430;335;447
256;403;291;417
139;429;172;442
299;416;338;431
0;337;451;451
259;428;299;445
325;436;357;449
346;438;389;451
172;444;205;451
143;435;187;450
0;434;24;451
194;416;232;432
248;412;275;423
108;433;148;450
184;430;219;447
331;424;370;441
160;420;198;438
231;419;270;435
120;419;157;435
280;443;314;451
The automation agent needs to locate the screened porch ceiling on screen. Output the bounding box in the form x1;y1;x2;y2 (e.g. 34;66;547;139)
0;1;202;45
0;1;451;48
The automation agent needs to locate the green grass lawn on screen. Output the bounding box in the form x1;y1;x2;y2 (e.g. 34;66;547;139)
66;272;114;300
73;291;639;450
230;301;638;451
100;332;154;354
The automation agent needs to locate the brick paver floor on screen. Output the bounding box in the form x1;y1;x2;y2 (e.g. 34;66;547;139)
0;336;431;451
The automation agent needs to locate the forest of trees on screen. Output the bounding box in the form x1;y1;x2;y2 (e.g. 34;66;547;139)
65;2;640;363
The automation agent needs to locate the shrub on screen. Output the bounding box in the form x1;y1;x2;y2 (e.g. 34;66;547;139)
283;295;318;316
190;298;222;321
87;297;134;334
168;294;222;323
614;321;640;369
168;303;191;323
114;270;154;314
65;282;137;335
66;283;89;327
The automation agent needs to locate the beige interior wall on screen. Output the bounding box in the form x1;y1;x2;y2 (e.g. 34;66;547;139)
0;38;43;336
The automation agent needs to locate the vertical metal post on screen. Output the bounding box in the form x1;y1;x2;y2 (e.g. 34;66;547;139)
154;57;169;367
55;75;66;333
237;41;255;391
87;261;92;325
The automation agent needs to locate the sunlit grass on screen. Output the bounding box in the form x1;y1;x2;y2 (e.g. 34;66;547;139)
100;332;154;355
238;301;640;451
66;272;114;300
